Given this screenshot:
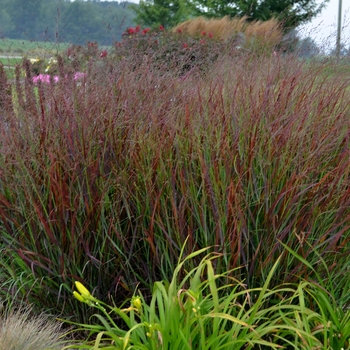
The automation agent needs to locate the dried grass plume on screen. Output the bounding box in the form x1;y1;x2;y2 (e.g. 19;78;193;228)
172;16;283;49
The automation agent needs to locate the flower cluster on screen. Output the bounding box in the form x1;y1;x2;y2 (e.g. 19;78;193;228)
32;74;59;84
32;72;86;85
73;281;99;306
123;25;165;37
100;50;108;58
124;25;152;36
45;57;57;73
201;31;213;38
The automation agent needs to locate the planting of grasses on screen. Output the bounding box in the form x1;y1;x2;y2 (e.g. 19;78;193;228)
0;24;349;347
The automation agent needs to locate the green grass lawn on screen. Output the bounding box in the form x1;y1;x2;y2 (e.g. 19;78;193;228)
0;57;22;79
0;39;70;79
0;57;22;66
0;38;69;57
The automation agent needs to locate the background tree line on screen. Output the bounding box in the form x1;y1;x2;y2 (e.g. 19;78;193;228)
0;0;330;55
0;0;136;45
133;0;329;31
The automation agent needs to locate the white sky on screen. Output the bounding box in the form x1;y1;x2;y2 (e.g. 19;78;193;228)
98;0;349;47
299;0;350;48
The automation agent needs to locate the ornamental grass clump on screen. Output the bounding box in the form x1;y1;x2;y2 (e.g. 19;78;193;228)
172;16;283;51
0;33;349;327
0;304;66;350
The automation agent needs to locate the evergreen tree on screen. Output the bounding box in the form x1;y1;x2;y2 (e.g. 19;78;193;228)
4;0;47;39
187;0;329;30
0;8;13;35
131;0;190;29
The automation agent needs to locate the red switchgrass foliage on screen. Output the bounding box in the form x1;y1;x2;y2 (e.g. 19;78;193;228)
0;46;350;321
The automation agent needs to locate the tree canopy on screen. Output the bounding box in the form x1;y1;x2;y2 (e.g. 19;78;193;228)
131;0;190;29
190;0;329;29
0;0;136;44
132;0;329;31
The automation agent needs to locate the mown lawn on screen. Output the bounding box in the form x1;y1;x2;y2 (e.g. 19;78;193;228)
0;38;69;56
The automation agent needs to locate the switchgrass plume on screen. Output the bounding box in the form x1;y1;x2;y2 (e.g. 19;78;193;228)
0;27;349;327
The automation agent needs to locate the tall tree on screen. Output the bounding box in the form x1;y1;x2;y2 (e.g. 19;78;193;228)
59;1;102;43
187;0;330;30
5;0;47;39
131;0;190;29
0;0;136;44
0;8;13;35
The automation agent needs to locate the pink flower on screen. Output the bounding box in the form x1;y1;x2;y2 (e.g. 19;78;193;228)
182;42;188;49
159;25;165;31
177;28;182;34
32;72;85;85
100;50;108;58
32;74;50;84
135;25;141;33
32;74;59;84
127;27;136;35
200;39;205;44
74;72;86;80
208;32;213;38
142;28;150;35
201;31;206;36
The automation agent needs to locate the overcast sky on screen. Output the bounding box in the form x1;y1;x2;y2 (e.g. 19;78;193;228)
299;0;350;48
99;0;349;47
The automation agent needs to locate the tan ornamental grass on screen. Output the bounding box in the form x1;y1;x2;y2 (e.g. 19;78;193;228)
0;304;65;350
172;16;283;48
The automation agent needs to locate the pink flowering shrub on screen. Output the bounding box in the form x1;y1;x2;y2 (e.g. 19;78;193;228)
24;25;249;82
113;25;236;77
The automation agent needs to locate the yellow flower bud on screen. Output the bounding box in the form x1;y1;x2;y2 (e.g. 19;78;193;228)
75;281;91;297
132;296;142;310
73;291;85;303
